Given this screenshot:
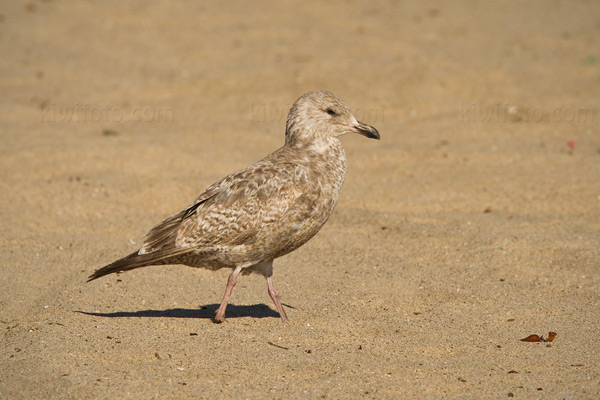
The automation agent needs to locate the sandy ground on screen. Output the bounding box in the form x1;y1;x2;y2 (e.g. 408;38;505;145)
1;1;599;398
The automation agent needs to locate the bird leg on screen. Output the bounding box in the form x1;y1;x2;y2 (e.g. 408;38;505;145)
214;266;242;323
267;275;289;322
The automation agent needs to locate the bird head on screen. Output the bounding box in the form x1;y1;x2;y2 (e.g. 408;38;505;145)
285;91;380;145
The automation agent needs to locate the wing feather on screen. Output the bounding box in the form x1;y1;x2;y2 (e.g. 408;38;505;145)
138;155;304;257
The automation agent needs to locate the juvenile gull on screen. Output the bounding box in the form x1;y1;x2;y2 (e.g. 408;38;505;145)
88;90;380;323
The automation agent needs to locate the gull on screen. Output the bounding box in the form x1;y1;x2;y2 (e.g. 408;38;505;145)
88;90;380;323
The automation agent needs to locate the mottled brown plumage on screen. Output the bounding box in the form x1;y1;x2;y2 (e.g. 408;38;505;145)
88;90;380;322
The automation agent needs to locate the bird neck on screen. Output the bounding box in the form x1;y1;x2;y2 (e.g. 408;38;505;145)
284;133;340;153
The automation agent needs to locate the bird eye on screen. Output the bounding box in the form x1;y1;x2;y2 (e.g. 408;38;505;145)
325;108;337;116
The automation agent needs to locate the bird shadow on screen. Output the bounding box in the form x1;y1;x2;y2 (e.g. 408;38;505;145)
75;303;280;322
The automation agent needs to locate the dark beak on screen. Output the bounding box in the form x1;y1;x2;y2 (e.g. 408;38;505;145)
353;121;380;140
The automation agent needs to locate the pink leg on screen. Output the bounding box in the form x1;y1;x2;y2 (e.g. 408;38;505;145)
267;275;289;322
214;266;242;323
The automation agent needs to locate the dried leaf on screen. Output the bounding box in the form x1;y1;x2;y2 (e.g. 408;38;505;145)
520;334;541;342
520;332;557;343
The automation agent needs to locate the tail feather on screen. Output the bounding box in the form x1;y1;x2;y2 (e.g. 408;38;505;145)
87;250;179;282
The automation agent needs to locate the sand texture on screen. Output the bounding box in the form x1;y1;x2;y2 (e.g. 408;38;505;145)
1;1;599;399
